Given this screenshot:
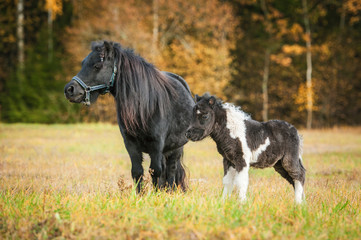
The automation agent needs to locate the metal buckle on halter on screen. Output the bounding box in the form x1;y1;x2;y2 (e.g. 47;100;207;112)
84;87;91;106
71;61;117;106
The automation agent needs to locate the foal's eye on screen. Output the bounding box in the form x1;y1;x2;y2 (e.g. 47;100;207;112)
202;114;209;120
93;63;103;71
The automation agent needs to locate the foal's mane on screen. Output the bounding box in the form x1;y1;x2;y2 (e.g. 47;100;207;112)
221;102;251;120
103;42;176;134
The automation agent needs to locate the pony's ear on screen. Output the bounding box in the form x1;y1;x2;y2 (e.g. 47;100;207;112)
194;94;201;102
208;96;216;107
103;41;114;59
91;41;102;52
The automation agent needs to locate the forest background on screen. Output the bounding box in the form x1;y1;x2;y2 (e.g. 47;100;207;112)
1;0;360;128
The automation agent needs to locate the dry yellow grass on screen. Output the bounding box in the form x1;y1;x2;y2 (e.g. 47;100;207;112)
0;124;360;239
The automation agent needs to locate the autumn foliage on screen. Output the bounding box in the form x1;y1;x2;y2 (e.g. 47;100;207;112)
0;0;360;127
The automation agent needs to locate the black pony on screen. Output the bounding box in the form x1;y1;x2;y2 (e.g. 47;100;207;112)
64;41;194;191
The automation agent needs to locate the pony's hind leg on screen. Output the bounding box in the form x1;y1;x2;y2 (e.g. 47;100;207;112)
294;179;305;204
175;147;187;192
273;160;295;187
165;147;184;191
149;151;164;189
281;154;306;204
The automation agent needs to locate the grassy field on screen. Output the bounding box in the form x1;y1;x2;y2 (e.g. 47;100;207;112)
0;124;360;239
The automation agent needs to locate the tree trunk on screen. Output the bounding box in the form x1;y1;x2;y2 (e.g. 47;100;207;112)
333;1;346;126
151;0;159;62
17;0;25;73
340;1;346;32
302;0;313;129
262;48;270;122
260;0;271;122
48;8;53;63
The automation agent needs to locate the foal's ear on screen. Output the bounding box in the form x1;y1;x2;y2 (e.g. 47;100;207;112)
194;94;201;102
208;96;216;107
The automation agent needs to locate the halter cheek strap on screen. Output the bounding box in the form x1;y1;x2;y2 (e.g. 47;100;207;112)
72;61;117;106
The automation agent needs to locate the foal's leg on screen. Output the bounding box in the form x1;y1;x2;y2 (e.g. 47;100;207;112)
222;159;236;200
273;160;294;187
282;154;306;204
294;179;305;204
234;165;250;203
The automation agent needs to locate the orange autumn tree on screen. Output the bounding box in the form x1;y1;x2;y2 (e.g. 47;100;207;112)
152;0;236;98
45;0;63;62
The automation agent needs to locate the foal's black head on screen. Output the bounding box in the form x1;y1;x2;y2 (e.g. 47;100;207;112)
186;93;220;141
64;41;116;105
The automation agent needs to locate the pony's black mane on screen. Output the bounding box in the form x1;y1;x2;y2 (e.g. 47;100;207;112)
94;42;177;135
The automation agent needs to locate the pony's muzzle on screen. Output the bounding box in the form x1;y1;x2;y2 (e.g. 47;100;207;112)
185;129;192;139
64;81;85;103
185;128;205;141
65;85;74;96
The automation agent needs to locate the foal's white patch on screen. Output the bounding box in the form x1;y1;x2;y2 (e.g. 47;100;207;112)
234;166;249;202
294;180;304;204
223;104;252;164
222;167;236;200
251;137;270;163
222;103;271;203
196;110;201;114
223;103;269;164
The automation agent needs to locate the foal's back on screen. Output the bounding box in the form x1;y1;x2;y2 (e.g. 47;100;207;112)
247;119;301;169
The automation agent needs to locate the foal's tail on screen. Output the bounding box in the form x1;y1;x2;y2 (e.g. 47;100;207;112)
297;132;306;185
297;132;304;157
175;149;188;192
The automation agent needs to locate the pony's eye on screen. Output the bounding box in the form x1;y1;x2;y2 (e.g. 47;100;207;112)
93;63;103;71
202;114;209;120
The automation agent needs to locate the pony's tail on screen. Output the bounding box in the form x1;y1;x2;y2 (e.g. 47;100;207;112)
297;132;304;157
297;132;306;185
175;149;188;192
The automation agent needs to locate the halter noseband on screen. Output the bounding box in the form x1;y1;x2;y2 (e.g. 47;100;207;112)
72;61;117;106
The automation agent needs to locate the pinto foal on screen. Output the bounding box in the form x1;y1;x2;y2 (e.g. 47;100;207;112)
186;94;306;204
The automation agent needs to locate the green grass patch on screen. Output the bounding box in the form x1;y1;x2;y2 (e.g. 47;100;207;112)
1;124;360;239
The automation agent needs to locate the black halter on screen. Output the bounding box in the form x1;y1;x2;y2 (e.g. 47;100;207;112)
72;61;117;106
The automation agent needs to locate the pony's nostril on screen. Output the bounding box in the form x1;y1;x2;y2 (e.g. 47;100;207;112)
67;86;74;95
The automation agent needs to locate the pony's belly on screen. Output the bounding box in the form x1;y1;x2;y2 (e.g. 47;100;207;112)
250;161;276;169
250;150;282;169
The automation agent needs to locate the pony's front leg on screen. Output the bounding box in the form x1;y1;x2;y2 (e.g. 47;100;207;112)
127;156;144;193
222;159;236;200
149;151;164;189
234;165;250;203
124;140;144;193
